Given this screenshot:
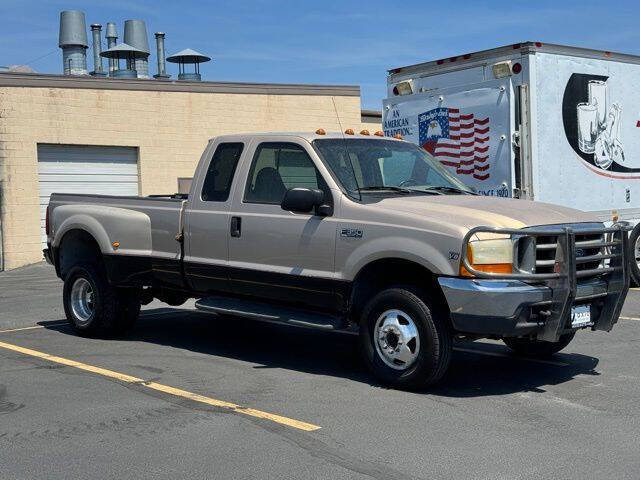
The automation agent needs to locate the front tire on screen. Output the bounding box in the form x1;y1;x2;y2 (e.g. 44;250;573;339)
63;264;140;336
359;287;452;390
503;332;575;357
629;224;640;287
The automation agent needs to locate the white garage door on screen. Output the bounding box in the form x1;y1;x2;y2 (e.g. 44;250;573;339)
38;144;139;247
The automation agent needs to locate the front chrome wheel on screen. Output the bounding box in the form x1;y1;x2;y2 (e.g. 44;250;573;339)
70;277;94;324
374;309;420;370
635;234;640;270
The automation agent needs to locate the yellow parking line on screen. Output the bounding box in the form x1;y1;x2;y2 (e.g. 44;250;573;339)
0;322;67;334
0;340;320;432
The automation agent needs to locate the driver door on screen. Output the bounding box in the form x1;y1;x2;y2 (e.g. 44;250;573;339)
227;139;339;311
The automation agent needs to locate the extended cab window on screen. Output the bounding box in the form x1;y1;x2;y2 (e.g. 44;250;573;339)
201;143;244;201
244;142;325;204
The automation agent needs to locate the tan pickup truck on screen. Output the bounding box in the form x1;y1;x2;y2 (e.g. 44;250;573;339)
44;131;631;389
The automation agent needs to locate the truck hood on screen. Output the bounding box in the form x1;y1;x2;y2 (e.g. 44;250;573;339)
373;195;599;229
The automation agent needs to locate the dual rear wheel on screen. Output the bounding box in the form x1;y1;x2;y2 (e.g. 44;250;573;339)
63;264;140;336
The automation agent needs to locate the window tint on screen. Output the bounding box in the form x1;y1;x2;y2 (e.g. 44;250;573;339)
245;143;323;204
201;143;243;201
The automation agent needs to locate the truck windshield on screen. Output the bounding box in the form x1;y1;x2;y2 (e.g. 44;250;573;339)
312;138;474;197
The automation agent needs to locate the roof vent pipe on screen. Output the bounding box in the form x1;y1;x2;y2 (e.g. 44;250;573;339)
100;42;146;78
89;24;106;77
153;32;170;79
123;20;150;78
59;10;88;75
105;22;118;75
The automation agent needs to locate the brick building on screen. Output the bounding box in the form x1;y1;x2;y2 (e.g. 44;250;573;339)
0;72;381;270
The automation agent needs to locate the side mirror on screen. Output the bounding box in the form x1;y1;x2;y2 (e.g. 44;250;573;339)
281;188;326;214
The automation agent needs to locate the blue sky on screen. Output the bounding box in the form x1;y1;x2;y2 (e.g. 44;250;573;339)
1;0;639;110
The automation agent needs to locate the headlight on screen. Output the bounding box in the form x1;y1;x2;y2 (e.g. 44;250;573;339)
460;237;513;276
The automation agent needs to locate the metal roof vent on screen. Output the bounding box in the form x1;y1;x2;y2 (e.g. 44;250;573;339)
105;22;118;75
100;43;146;78
89;24;106;77
123;20;150;79
59;10;89;75
166;48;211;81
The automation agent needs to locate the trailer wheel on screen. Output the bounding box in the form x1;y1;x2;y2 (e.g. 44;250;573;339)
63;264;140;336
359;287;452;390
503;332;575;357
629;224;640;287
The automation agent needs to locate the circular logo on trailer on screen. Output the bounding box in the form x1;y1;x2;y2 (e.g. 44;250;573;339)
562;73;640;173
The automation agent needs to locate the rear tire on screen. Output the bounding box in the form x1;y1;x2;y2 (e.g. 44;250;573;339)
503;332;575;357
629;224;640;288
63;264;140;336
359;287;452;390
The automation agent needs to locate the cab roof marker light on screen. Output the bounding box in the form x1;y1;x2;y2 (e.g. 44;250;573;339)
315;128;326;135
492;60;513;79
360;129;370;136
344;128;354;135
374;131;384;137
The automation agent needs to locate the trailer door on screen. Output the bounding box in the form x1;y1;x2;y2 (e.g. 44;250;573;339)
383;78;512;197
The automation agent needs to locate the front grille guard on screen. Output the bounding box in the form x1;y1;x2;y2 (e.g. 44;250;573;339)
461;224;631;342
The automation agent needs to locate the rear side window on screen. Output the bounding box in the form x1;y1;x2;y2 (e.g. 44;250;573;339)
201;143;244;201
244;142;323;204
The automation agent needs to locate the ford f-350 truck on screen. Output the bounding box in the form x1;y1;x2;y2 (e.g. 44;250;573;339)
44;132;631;389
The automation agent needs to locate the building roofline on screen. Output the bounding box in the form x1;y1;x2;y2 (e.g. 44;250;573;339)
0;71;361;96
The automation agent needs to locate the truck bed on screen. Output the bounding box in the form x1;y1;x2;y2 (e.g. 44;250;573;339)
48;192;187;282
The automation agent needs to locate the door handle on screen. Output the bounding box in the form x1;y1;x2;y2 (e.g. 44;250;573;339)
230;216;242;237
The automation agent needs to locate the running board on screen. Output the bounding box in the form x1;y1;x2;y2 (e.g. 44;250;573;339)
195;296;352;332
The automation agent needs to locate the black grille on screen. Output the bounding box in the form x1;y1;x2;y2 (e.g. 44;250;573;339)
535;232;606;276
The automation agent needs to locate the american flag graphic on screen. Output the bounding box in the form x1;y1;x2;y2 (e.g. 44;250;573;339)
418;107;490;180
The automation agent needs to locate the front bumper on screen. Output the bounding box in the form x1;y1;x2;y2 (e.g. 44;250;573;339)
438;276;615;338
439;223;631;342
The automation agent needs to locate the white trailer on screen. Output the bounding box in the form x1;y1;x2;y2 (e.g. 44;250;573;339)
383;42;640;284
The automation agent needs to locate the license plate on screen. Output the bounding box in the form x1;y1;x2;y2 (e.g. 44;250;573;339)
571;304;592;328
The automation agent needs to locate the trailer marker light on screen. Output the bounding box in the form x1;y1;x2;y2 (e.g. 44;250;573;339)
492;61;513;79
436;59;444;65
112;242;120;250
512;62;522;74
449;56;457;62
535;42;543;47
463;54;471;60
360;129;370;136
512;43;521;49
315;128;326;135
374;131;384;137
392;80;413;96
344;129;354;135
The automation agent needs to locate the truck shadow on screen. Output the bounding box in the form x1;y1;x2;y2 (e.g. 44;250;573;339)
43;308;600;398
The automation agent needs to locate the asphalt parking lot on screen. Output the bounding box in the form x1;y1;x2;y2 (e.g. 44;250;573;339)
1;263;640;479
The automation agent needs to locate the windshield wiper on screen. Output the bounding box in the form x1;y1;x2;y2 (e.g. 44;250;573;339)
419;186;476;195
356;185;415;194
